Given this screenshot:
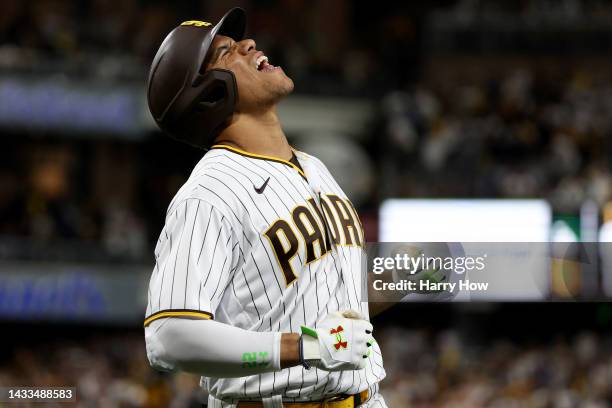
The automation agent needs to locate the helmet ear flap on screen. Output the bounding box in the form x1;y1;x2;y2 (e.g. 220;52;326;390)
176;68;237;149
190;71;227;111
196;83;225;109
204;68;237;106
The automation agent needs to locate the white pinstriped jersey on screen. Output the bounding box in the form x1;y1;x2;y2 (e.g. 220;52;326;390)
145;144;385;402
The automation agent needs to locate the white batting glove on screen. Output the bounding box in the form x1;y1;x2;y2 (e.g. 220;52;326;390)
299;310;373;371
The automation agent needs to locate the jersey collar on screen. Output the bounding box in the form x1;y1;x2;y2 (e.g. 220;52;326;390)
210;144;307;180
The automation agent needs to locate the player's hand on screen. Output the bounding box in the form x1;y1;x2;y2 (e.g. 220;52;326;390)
399;259;447;294
390;244;449;294
299;310;373;372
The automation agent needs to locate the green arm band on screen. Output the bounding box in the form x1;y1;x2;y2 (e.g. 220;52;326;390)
301;325;318;338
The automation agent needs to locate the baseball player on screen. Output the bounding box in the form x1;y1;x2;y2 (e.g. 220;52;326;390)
144;8;387;408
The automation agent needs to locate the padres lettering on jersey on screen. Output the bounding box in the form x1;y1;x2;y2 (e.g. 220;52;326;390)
145;145;385;402
264;193;362;286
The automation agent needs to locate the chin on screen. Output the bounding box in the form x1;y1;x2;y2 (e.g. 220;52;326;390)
239;72;295;109
267;73;294;102
277;69;295;93
281;76;295;95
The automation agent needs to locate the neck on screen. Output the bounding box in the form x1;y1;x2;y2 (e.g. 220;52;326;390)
214;107;292;161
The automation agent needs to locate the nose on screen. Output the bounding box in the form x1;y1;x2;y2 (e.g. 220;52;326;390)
237;38;256;55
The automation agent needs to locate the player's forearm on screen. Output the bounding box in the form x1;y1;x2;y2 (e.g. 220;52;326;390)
145;318;300;377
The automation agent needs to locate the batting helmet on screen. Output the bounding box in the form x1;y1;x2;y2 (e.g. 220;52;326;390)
146;8;246;149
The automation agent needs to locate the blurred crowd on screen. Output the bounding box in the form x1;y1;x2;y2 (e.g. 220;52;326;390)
379;329;612;408
4;0;612;90
0;0;395;93
2;329;611;407
0;0;185;78
0;140;152;261
0;333;205;408
378;67;612;213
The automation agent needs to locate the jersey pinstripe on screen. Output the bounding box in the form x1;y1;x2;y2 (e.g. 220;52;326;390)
145;145;385;402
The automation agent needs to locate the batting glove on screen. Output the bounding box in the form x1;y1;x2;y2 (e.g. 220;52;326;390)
299;310;373;371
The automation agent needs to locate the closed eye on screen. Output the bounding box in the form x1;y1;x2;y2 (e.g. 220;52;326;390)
206;43;231;70
217;45;229;58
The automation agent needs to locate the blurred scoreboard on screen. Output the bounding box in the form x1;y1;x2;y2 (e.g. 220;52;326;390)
379;199;551;242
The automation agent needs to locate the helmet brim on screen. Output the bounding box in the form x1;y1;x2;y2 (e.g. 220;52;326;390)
213;7;246;41
197;7;247;75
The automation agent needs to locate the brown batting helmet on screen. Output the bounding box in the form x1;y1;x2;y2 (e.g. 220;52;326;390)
146;8;246;149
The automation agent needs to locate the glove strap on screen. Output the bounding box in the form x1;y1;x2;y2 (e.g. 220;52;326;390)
300;326;321;369
298;334;309;369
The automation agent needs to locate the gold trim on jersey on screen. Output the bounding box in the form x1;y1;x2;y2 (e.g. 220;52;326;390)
144;309;213;327
210;144;307;180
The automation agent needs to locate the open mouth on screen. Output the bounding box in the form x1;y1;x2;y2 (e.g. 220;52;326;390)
255;54;280;73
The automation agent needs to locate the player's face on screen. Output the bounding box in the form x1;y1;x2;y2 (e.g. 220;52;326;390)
205;35;294;111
